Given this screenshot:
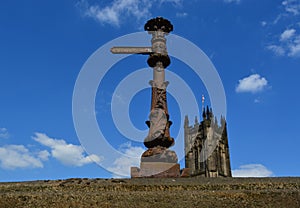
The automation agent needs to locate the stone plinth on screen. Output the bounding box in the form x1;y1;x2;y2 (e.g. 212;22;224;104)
131;146;181;178
141;146;177;163
131;162;180;178
180;168;191;177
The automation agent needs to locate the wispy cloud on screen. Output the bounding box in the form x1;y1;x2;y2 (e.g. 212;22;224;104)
108;142;145;177
0;145;46;170
267;45;285;56
33;133;102;167
236;74;268;93
0;128;9;139
268;28;300;57
80;0;151;27
261;21;267;27
232;164;273;177
288;34;300;57
38;150;50;161
254;98;261;103
280;28;296;41
282;0;300;15
159;0;182;6
265;1;300;58
78;0;183;27
224;0;241;4
176;12;188;18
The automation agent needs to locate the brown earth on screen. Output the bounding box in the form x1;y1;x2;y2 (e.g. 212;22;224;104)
0;177;299;208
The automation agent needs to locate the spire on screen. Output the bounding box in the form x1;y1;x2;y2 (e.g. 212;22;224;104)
214;116;218;126
209;107;213;119
195;116;198;124
206;106;210;120
221;115;226;127
184;115;189;127
202;107;206;120
213;116;219;130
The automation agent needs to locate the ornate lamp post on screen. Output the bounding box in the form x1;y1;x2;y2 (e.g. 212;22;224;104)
111;17;180;177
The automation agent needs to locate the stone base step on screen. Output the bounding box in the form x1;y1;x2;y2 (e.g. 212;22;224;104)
131;162;180;178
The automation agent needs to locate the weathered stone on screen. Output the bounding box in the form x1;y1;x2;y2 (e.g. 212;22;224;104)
131;163;180;178
112;17;180;178
184;108;232;177
141;146;178;163
130;167;140;178
180;168;191;177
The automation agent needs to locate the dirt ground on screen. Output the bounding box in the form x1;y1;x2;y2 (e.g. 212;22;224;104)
0;177;299;208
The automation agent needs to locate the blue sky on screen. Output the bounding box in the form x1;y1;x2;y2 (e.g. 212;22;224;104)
1;0;300;181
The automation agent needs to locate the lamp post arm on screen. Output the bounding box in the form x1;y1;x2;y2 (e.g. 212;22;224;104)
110;47;152;55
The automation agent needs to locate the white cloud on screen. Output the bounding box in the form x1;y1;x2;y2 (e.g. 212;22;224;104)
288;44;300;56
280;28;296;41
236;74;268;93
224;0;241;4
288;36;300;57
264;1;300;58
84;0;152;27
254;98;261;103
261;21;267;27
108;142;145;177
0;145;44;169
0;128;9;139
282;0;300;15
267;45;285;56
0;132;101;170
87;5;120;26
33;133;102;167
232;164;273;177
80;0;150;27
79;0;183;27
267;32;300;57
38;150;50;161
159;0;182;6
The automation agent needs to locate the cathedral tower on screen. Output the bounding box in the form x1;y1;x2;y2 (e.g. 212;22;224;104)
184;107;232;177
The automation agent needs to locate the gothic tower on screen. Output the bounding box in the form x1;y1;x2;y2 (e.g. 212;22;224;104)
184;107;232;177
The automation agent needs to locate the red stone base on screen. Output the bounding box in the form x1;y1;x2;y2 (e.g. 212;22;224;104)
131;162;180;178
180;168;191;177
